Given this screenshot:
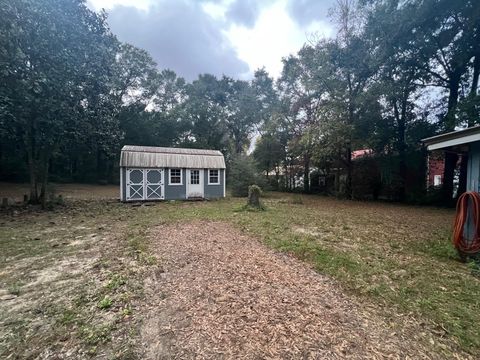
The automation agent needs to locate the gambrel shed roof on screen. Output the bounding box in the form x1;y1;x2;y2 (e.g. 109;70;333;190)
120;145;226;169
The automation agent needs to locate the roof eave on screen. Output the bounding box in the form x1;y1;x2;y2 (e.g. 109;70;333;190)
422;126;480;150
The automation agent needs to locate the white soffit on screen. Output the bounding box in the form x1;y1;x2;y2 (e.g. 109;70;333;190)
427;133;480;151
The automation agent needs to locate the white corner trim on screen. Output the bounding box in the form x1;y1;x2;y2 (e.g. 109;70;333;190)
168;168;183;186
120;167;123;201
223;169;226;197
207;169;220;185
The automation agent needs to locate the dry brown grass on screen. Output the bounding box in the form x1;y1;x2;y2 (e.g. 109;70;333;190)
0;199;152;358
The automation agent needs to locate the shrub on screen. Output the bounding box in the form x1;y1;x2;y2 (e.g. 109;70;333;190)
228;155;265;197
247;185;262;207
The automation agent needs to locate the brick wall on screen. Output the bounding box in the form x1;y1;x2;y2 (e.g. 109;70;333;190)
427;151;445;187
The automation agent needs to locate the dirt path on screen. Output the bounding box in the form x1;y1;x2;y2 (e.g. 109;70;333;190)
140;221;457;359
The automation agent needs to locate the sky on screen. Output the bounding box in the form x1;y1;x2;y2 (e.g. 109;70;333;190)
87;0;336;81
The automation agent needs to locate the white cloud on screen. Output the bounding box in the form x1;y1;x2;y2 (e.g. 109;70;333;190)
225;0;332;78
201;1;229;20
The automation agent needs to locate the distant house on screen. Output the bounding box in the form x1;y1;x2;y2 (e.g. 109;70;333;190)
119;146;226;201
423;126;480;192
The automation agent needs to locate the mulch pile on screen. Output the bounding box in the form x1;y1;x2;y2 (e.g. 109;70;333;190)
140;221;458;359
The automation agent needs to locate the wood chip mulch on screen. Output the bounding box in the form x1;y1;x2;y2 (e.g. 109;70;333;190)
140;221;459;359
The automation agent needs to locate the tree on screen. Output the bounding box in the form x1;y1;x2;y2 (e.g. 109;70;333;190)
222;76;261;154
278;45;326;192
228;155;265;197
362;0;427;200
180;74;229;152
253;132;285;188
0;0;119;206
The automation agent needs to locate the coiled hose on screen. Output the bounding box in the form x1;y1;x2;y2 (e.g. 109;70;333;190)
453;191;480;254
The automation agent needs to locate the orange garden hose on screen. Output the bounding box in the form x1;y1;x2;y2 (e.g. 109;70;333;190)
453;191;480;254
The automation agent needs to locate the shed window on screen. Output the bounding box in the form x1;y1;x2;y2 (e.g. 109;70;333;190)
169;168;182;185
208;169;220;185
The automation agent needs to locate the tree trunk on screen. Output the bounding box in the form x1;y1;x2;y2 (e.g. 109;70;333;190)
26;124;38;204
27;150;37;203
345;142;352;199
471;55;479;96
441;72;461;204
39;152;50;209
444;72;461;131
468;55;480;127
303;154;310;193
393;99;407;201
275;166;280;190
290;164;294;191
96;148;103;182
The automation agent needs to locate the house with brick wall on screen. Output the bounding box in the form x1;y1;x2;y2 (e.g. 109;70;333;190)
427;151;445;187
423;126;480;194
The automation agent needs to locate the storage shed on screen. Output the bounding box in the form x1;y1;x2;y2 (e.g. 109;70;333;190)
120;145;226;201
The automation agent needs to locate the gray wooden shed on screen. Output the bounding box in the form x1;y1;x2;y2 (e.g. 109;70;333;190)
120;145;226;201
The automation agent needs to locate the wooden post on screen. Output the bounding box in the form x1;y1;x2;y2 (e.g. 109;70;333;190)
23;194;28;203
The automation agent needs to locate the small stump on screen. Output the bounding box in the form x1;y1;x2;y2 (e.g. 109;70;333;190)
247;185;262;208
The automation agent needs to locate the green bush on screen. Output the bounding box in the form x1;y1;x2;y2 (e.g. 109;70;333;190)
228;155;265;197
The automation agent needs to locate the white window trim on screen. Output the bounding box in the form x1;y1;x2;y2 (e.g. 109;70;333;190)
169;168;183;186
208;169;220;185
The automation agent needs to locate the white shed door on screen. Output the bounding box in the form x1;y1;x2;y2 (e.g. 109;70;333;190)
127;169;144;200
126;168;164;201
145;169;164;200
187;169;204;198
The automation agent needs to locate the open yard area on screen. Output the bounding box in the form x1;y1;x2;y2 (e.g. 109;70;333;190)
1;185;480;359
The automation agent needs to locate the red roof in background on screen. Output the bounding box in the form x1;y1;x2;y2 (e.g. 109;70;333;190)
352;149;373;159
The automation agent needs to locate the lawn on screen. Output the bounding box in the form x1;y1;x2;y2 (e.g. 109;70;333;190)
1;185;479;358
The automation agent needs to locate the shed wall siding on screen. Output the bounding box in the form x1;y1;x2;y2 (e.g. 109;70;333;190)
467;142;480;192
164;168;187;200
204;169;225;199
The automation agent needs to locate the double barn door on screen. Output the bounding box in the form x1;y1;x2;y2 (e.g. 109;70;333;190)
126;168;164;201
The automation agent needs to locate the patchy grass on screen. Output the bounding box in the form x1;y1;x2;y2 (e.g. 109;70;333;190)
1;188;479;357
0;199;154;358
